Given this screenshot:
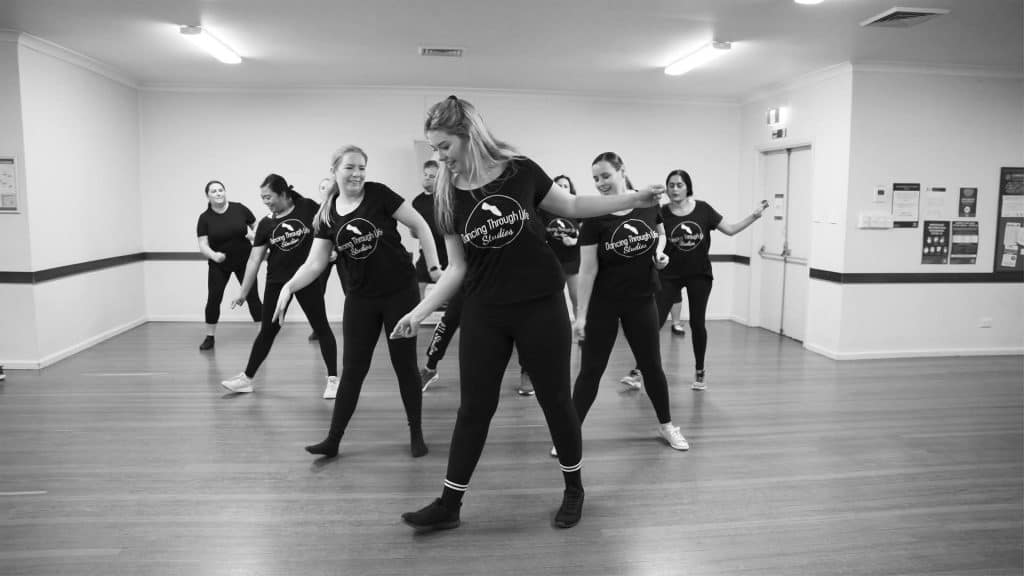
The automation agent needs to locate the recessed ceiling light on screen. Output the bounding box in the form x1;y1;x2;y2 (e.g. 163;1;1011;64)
664;41;732;76
794;0;824;5
179;25;242;64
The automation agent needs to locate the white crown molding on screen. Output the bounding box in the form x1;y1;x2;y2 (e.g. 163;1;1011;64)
742;62;853;106
852;61;1024;80
15;32;139;89
138;82;741;107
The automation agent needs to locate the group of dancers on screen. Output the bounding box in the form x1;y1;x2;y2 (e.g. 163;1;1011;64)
194;95;768;532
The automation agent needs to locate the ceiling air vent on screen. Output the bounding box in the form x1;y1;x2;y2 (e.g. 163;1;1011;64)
419;47;463;57
860;7;950;28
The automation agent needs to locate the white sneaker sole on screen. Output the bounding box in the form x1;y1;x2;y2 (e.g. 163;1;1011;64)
658;433;690;451
221;381;253;393
691;383;706;391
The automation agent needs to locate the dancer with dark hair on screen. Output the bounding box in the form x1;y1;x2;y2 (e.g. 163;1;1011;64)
221;174;339;398
622;169;767;391
563;153;689;455
391;96;664;532
195;180;261;350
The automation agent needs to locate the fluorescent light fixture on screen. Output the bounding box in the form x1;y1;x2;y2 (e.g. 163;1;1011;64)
664;41;731;76
794;0;824;4
179;25;241;64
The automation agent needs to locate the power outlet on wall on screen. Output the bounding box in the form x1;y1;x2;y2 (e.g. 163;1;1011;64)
978;317;993;328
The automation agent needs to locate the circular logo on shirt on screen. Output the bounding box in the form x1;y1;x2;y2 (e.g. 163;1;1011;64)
462;195;530;249
669;221;705;252
605;219;658;258
546;218;578;239
269;218;310;252
335;218;382;260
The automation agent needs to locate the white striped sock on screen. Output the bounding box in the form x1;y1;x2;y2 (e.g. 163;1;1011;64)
443;479;469;492
560;460;583;473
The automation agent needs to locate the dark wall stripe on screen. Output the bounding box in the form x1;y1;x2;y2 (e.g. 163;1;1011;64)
810;269;1024;284
3;252;1021;285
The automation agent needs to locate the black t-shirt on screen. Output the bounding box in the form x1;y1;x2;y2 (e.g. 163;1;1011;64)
196;202;256;270
539;208;581;264
412;191;448;269
253;196;320;285
316;182;415;297
580;205;662;299
454;157;563;305
660;201;723;279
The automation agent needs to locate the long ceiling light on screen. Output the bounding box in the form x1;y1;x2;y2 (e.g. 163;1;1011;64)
664;41;731;76
179;25;242;64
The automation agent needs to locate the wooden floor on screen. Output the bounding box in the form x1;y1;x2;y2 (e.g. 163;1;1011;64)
0;321;1021;575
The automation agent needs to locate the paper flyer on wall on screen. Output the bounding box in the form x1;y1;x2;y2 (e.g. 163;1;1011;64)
994;167;1024;273
950;221;979;265
923;186;946;220
921;220;949;264
958;187;977;217
892;183;920;228
0;158;16;212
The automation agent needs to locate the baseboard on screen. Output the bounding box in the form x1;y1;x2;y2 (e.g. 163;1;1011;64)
147;314;345;323
4;317;148;369
804;342;1024;360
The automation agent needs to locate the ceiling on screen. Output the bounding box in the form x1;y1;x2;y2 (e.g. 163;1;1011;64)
1;0;1021;101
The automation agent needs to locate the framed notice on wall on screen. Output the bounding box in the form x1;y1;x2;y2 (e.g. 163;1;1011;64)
993;167;1024;273
892;182;920;228
0;157;17;213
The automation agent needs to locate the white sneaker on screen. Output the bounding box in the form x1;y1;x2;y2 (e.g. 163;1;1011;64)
420;367;439;392
323;375;339;399
658;424;689;451
549;445;558;458
620;369;643;390
691;370;706;391
221;373;253;393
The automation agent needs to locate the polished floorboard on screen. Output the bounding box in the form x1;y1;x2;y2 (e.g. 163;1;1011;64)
0;321;1021;575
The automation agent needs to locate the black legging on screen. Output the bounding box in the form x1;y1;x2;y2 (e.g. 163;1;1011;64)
323;283;422;441
656;275;713;371
445;292;581;486
575;293;671;424
244;280;337;378
206;263;261;324
425;288;464;370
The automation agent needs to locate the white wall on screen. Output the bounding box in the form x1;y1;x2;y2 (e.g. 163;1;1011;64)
738;64;854;354
6;37;145;367
139;88;743;321
836;68;1024;358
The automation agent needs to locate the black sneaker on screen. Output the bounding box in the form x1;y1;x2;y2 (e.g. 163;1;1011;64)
517;371;535;396
671;322;686;337
554;488;584;528
401;498;461;532
308;331;319;341
199;335;215;351
0;365;5;381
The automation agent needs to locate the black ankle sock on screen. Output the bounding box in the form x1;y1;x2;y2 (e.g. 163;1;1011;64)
440;486;465;510
410;426;428;458
562;470;583;492
305;436;340;458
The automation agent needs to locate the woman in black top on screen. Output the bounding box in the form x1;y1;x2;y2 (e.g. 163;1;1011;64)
390;96;663;532
195;180;262;350
568;153;690;454
653;169;767;390
543;175;582;318
220;174;338;398
273;145;442;458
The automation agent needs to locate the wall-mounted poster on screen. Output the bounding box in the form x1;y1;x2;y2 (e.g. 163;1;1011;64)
993;167;1024;273
0;158;17;213
922;221;950;264
950;221;979;265
923;186;946;220
958;187;978;217
893;182;920;228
